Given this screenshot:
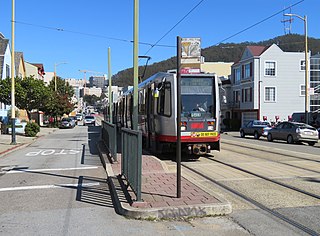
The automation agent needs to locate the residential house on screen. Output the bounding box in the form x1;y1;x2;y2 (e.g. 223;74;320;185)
14;52;26;78
225;44;307;127
0;33;12;120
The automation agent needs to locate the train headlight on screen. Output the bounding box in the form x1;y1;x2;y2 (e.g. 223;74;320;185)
207;121;214;130
180;121;187;131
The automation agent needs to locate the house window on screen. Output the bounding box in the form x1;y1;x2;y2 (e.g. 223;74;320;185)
244;88;252;102
235;68;241;84
6;64;10;77
300;60;305;71
265;61;276;76
233;90;240;103
300;85;305;96
265;87;276;102
244;64;251;79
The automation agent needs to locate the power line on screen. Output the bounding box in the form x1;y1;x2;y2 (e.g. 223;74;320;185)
13;20;175;48
142;0;206;56
214;0;305;45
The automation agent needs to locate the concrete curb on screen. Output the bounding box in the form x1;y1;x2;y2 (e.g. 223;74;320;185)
108;175;232;220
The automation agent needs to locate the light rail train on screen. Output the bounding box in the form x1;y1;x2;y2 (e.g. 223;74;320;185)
112;71;221;157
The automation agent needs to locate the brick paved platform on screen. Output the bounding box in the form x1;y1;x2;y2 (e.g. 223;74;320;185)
98;141;232;219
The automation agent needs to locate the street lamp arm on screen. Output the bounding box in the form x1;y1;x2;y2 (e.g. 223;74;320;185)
284;13;305;21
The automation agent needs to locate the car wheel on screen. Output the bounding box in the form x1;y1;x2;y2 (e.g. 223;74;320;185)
254;131;259;139
267;133;273;142
308;142;316;146
240;130;245;138
287;135;294;144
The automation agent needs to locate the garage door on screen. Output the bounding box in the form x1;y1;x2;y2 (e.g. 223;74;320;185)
242;112;257;126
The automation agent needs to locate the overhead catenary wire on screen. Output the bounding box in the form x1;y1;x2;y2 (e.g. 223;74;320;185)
13;20;174;48
214;0;305;45
13;0;305;57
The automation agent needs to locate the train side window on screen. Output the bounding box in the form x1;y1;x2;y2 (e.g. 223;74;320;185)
138;89;146;115
157;82;171;117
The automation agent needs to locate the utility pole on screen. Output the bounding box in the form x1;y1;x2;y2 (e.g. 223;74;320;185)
10;0;16;145
133;0;139;131
108;48;112;123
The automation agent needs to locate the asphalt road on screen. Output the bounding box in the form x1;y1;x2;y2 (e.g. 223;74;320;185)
0;125;250;236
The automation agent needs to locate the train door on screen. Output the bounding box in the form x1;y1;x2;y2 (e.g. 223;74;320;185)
146;86;153;148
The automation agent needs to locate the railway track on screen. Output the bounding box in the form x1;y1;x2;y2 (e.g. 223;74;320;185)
178;145;320;235
222;142;320;176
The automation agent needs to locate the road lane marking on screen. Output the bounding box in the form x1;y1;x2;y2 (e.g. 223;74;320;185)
6;166;99;174
26;149;81;156
0;182;100;192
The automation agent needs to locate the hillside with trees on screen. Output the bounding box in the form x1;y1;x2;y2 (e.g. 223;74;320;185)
112;34;320;87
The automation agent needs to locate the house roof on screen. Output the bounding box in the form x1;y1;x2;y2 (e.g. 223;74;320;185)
15;51;24;76
247;45;268;56
31;63;45;76
0;36;10;79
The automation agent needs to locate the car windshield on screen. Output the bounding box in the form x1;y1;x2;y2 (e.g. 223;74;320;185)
62;118;71;122
85;116;94;119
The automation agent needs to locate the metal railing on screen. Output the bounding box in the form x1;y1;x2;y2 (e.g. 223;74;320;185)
121;127;142;201
101;121;117;162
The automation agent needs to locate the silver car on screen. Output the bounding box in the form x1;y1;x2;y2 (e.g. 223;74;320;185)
267;121;319;146
59;117;76;129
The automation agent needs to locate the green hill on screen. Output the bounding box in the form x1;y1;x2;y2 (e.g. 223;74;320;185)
112;34;320;87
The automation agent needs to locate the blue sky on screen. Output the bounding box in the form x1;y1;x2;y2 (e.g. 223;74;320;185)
0;0;319;79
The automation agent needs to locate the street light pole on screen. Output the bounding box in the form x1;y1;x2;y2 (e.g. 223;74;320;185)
10;0;16;145
54;62;67;92
284;13;309;124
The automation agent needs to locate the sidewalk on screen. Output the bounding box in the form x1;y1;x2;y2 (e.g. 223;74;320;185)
98;141;232;220
0;127;57;157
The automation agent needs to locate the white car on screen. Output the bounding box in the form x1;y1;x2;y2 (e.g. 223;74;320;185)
83;115;96;126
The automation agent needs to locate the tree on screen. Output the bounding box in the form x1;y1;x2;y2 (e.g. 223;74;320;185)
0;76;49;121
18;76;50;120
83;94;99;106
42;92;73;119
48;76;74;99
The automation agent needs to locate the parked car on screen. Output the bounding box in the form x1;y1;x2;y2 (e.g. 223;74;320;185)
240;120;270;139
59;117;76;129
83;115;96;126
267;121;319;146
69;116;78;125
76;113;83;121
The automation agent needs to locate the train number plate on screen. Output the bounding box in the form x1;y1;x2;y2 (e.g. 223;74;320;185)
191;132;218;137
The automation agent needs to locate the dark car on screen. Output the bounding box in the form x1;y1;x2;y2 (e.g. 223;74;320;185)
267;121;319;146
59;117;76;129
83;115;96;126
240;120;270;139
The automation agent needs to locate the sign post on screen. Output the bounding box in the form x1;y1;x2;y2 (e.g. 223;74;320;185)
176;36;182;198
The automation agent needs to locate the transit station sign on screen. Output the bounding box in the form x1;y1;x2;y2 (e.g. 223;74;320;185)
181;38;201;58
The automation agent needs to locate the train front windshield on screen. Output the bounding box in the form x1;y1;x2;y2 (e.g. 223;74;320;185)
181;77;214;118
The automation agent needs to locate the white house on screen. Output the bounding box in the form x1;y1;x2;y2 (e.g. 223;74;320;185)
0;33;13;120
227;44;308;126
